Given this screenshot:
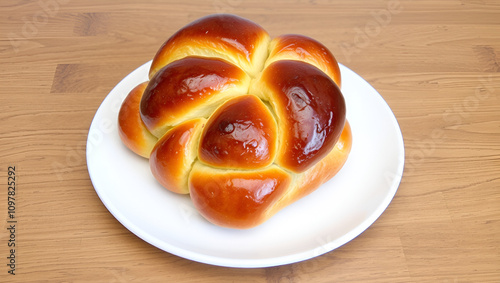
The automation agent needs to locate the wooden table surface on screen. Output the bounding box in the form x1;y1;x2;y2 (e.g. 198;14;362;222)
1;0;499;282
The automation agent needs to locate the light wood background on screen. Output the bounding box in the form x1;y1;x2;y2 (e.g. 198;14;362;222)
1;0;499;282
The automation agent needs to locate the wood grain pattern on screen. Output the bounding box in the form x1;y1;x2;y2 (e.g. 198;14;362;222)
1;0;499;281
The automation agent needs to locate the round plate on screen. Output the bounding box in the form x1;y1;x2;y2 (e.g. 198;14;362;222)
86;60;404;268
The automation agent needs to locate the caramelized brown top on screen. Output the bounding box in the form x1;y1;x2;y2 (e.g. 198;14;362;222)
267;34;342;87
149;118;205;194
261;60;346;173
140;56;248;137
118;82;158;158
189;164;292;229
199;95;277;169
149;14;270;78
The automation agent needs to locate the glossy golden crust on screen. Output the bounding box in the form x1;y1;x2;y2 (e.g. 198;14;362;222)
251;60;346;173
118;82;158;158
199;95;277;169
149;118;205;194
118;14;352;229
140;56;250;137
266;34;342;87
271;122;352;213
189;163;292;229
149;14;270;78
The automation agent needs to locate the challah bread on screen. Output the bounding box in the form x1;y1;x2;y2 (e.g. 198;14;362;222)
118;82;158;158
141;56;251;137
149;14;270;79
265;34;342;88
118;14;352;229
149;118;206;194
250;60;346;173
198;94;278;169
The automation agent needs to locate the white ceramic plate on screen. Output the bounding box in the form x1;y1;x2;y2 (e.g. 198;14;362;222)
86;60;404;268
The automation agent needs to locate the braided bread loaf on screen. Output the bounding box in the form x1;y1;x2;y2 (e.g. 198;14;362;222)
118;14;352;229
